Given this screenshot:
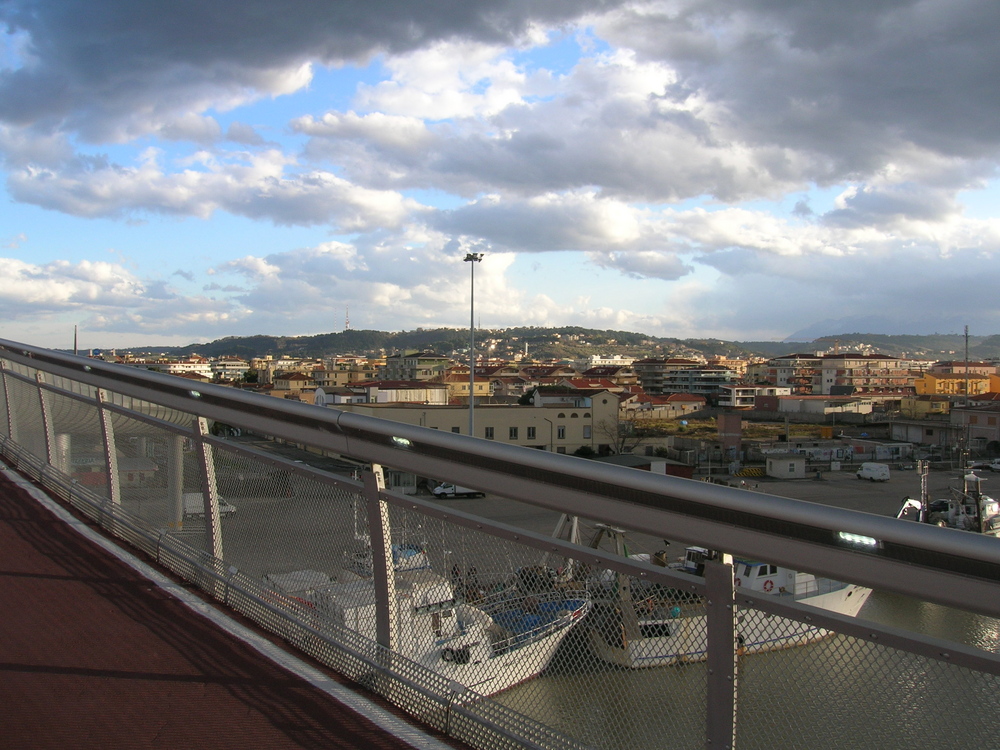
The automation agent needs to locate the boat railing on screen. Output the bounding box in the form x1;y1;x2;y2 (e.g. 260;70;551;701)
484;593;592;654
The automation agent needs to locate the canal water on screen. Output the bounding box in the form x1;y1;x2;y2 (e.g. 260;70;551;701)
445;473;999;749
492;591;1000;750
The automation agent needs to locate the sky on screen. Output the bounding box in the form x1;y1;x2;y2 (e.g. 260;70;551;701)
2;0;1000;351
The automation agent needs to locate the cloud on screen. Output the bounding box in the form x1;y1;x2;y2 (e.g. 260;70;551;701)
0;257;246;335
225;121;267;146
686;244;1000;339
6;148;424;229
595;1;1000;171
3;232;27;249
0;0;611;141
433;192;646;251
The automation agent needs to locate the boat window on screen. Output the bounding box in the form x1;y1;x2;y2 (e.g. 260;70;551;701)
744;565;754;577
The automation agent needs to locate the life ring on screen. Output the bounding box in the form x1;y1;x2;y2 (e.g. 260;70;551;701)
763;579;774;592
734;577;742;588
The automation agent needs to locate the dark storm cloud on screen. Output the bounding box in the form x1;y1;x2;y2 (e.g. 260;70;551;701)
821;184;958;229
0;0;617;137
601;0;1000;170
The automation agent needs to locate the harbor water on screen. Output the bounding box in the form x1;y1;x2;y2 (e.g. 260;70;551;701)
445;470;1000;750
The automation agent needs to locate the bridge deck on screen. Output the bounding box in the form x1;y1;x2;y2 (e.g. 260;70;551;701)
0;465;463;750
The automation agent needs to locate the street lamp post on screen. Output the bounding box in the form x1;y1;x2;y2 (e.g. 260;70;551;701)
464;252;483;436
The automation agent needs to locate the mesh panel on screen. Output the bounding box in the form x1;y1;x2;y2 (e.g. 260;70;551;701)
106;415;207;548
45;389;108;498
207;444;366;576
6;372;48;462
735;626;1000;749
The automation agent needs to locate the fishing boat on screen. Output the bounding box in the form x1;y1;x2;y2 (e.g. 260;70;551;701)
897;472;1000;536
264;562;590;696
584;531;871;669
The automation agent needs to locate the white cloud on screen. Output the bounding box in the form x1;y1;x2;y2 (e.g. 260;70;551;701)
7;148;423;230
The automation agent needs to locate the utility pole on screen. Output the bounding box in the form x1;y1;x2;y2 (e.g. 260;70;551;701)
464;252;484;436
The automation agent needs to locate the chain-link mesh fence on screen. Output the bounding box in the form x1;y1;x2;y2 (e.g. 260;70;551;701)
2;352;1000;750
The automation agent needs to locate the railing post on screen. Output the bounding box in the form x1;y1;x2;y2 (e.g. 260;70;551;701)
36;371;56;467
363;464;398;652
193;417;223;561
96;389;121;508
705;557;738;750
0;359;16;443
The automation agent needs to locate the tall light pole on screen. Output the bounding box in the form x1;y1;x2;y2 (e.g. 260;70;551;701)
464;252;484;436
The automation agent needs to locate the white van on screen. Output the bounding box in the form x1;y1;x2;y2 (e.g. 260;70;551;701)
183;493;237;517
856;463;890;482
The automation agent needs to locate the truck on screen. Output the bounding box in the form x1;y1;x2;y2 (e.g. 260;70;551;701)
431;483;486;498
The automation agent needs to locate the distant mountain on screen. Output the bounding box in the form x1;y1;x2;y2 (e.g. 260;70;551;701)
784;316;974;341
112;327;1000;362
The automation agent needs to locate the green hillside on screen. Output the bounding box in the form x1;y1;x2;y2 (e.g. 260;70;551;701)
112;327;999;362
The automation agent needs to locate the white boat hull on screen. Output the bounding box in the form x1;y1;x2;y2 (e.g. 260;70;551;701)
590;584;871;669
267;568;590;695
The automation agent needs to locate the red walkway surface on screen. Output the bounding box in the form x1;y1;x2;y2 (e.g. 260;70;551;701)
0;468;464;750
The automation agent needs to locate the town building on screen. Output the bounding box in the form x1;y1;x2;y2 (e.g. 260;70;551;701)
899;394;951;419
760;352;917;395
914;372;999;396
210;357;250;381
571;354;636;372
928;361;999;375
717;385;792;409
621;392;706;419
951;403;1000;454
325;390;619;454
316;381;450;406
380;352;452;381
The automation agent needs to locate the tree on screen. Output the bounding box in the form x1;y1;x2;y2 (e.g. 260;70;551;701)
595;417;647;455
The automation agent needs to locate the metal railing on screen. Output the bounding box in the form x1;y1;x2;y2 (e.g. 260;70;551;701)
1;338;999;750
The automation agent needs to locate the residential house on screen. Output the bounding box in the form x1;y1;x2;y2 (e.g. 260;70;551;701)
899;395;951;419
623;392;707;419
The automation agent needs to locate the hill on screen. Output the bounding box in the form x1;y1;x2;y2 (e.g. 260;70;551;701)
109;327;1000;362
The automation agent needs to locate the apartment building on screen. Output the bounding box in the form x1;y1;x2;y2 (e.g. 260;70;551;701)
928;360;998;375
819;353;916;394
914;372;996;397
761;352;917;395
381;351;451;381
632;358;703;394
